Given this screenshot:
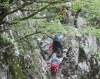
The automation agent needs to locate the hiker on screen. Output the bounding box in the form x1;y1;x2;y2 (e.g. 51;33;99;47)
60;6;69;24
73;9;82;28
48;53;60;73
52;32;63;56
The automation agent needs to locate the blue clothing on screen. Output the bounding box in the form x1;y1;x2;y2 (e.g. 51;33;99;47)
49;56;59;63
54;35;60;42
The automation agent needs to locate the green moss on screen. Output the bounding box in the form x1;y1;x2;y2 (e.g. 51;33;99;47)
9;64;25;79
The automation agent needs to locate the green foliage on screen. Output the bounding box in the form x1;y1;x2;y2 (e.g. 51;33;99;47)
97;50;100;57
80;27;100;38
73;0;100;15
12;64;25;79
6;54;25;79
11;14;21;20
2;33;17;45
0;2;10;8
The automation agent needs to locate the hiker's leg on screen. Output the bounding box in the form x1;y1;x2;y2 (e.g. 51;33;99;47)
74;18;77;28
52;41;57;53
58;42;63;55
65;13;69;25
52;41;55;53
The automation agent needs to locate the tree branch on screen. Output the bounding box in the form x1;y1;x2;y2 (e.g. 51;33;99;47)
0;1;33;23
21;4;50;20
1;0;65;25
21;31;42;39
35;0;69;3
0;44;13;52
0;29;9;32
2;4;54;25
21;9;37;11
7;1;33;15
2;14;57;25
33;14;57;19
21;31;52;39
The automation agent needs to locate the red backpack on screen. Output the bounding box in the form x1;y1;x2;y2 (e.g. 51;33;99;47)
48;43;52;52
50;63;57;73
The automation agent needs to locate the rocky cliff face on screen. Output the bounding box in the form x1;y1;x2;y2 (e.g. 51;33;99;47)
0;1;100;79
60;29;100;79
36;26;100;79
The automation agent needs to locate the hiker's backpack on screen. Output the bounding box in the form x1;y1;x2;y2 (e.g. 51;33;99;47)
51;63;57;73
54;35;60;42
48;43;52;52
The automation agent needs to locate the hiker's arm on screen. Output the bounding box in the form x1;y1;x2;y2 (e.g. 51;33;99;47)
59;35;63;41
